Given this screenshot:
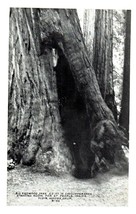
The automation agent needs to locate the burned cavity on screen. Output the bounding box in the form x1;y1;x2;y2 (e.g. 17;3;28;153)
54;50;94;178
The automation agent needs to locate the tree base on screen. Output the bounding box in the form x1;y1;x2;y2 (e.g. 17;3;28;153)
73;168;92;179
22;157;36;166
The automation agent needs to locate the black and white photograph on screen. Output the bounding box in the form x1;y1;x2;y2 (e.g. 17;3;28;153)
1;2;132;207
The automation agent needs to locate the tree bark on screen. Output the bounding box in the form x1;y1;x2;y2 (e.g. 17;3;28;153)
8;8;71;173
83;9;95;63
40;9;128;175
40;9;116;124
119;10;131;139
93;10;117;120
8;8;128;178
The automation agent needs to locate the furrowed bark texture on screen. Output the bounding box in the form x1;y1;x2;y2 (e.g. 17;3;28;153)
8;8;128;178
119;10;131;138
8;8;71;172
93;10;117;120
83;9;95;62
40;9;128;176
40;9;116;125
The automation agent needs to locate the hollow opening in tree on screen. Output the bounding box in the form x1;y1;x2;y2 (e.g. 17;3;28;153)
54;48;94;174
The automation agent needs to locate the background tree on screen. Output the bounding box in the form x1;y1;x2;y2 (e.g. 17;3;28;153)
112;10;126;120
93;10;117;120
82;9;95;62
79;10;127;123
119;10;131;139
8;8;128;178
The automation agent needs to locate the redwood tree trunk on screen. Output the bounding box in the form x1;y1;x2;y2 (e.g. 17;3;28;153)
40;9;128;174
83;9;95;63
93;10;117;120
40;9;116;124
8;8;128;178
119;10;131;139
8;8;71;173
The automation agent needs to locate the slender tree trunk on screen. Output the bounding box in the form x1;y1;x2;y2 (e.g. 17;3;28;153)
93;10;117;120
83;9;95;62
119;10;131;139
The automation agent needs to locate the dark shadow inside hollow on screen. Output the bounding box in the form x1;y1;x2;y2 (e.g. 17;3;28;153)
54;49;95;178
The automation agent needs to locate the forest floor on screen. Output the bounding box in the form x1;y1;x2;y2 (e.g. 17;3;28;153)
7;165;128;206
